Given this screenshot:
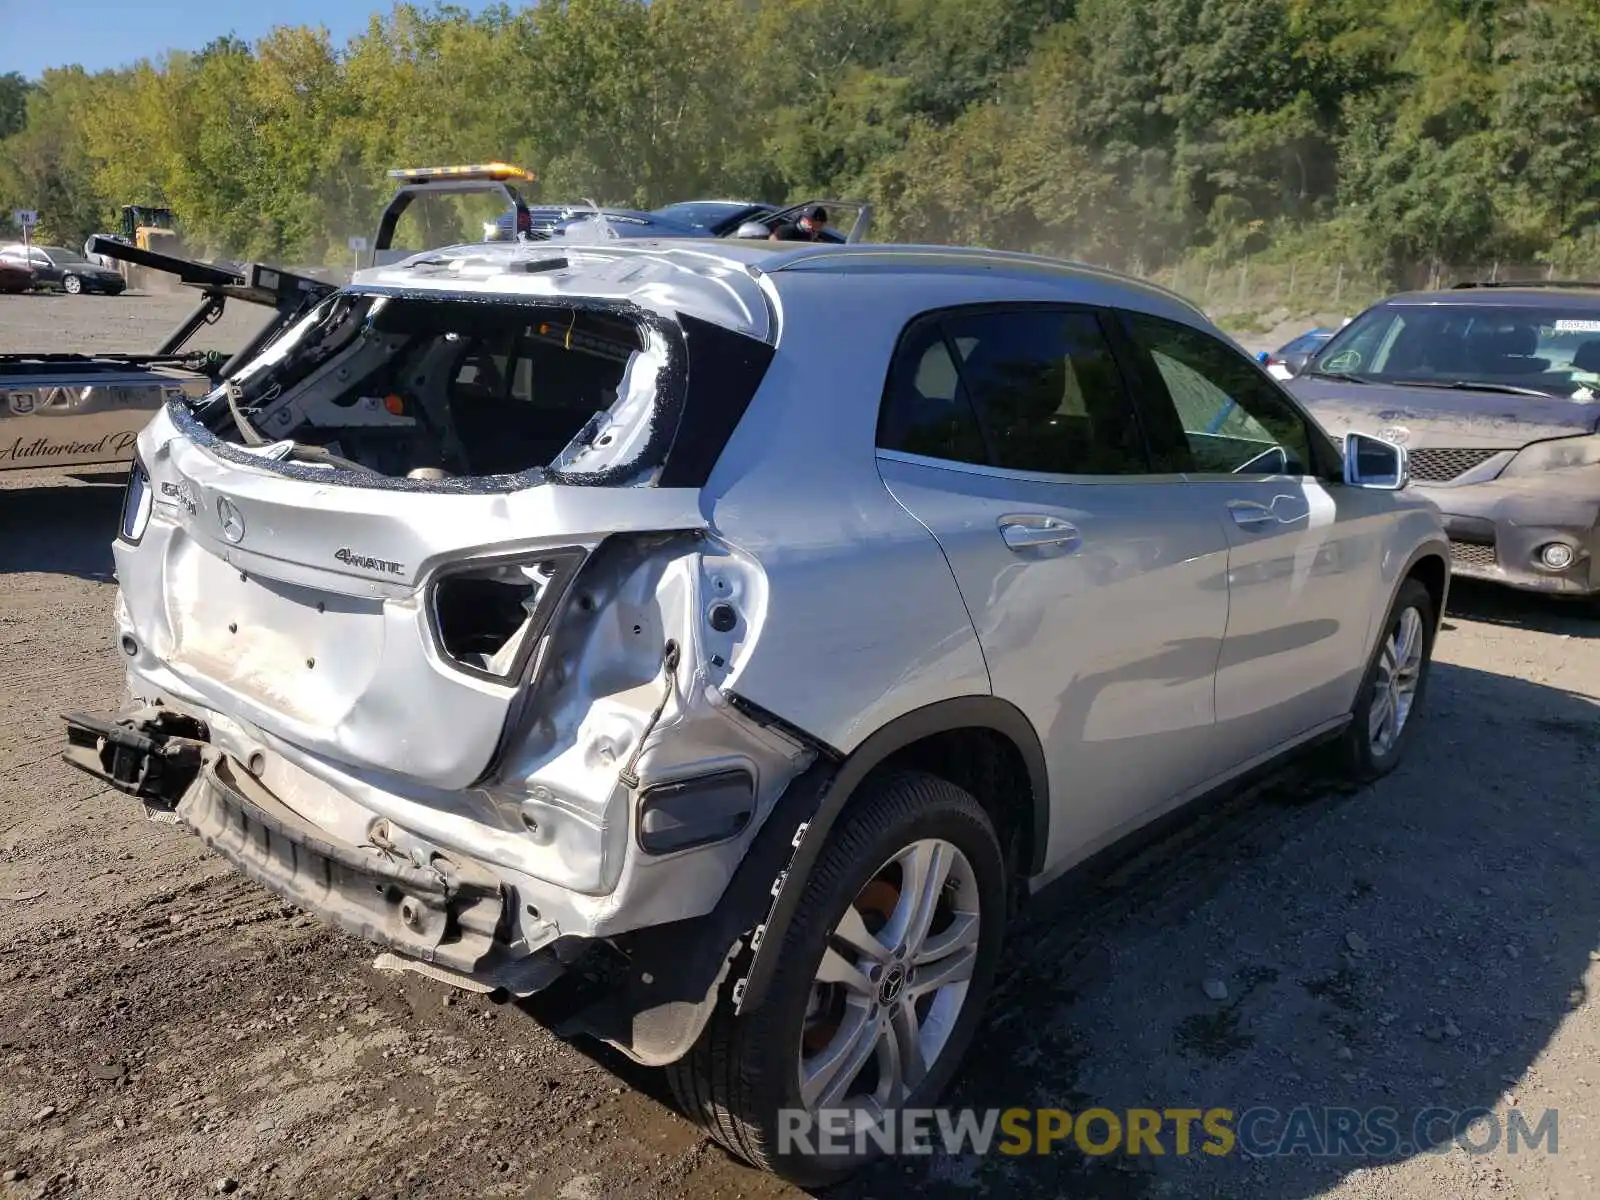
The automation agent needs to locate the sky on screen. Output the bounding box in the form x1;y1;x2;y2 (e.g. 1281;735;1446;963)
0;0;495;79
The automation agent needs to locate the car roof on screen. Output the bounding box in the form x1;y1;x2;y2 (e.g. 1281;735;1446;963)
1377;285;1600;308
350;239;1211;345
652;199;767;211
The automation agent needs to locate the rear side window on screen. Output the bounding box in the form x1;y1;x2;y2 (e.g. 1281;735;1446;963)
878;305;1151;476
875;315;990;464
1123;313;1313;476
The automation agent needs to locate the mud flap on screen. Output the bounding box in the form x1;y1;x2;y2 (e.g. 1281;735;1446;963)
559;757;836;1066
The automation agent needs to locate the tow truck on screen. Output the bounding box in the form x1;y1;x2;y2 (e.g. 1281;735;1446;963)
368;161;560;266
0;164;541;475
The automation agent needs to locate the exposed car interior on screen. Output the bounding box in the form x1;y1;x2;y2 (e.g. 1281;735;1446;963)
196;292;657;480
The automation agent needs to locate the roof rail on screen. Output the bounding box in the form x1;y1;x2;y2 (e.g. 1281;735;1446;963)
1450;279;1600;290
761;244;1210;318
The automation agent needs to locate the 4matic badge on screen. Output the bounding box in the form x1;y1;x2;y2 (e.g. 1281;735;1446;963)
334;547;405;576
160;480;198;516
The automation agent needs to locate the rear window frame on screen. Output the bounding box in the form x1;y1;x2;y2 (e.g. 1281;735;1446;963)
179;286;773;493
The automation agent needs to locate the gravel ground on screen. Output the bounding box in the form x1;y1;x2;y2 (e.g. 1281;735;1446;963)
1;292;1596;1200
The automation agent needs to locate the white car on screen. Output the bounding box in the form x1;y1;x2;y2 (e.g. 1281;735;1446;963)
65;239;1449;1185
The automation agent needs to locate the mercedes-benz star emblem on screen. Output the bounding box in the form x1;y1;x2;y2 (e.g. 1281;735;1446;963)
217;496;246;543
878;963;907;1006
1376;426;1410;445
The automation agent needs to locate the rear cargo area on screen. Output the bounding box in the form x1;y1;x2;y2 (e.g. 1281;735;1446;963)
195;290;676;485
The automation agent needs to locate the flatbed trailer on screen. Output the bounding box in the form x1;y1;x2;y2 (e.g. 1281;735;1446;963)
0;241;336;474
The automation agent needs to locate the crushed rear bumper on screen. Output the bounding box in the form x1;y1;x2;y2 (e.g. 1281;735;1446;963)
62;709;564;994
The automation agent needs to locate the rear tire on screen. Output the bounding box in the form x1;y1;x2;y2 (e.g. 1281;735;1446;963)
666;770;1007;1187
62;274;82;295
1340;576;1436;781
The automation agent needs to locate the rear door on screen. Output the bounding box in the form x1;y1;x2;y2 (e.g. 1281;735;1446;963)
875;304;1232;870
1117;312;1391;767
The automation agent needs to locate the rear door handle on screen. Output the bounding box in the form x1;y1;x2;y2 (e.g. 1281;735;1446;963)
998;515;1082;551
1227;497;1308;530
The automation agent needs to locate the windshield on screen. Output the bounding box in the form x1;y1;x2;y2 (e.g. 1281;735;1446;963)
1311;302;1600;399
648;201;758;230
43;248;88;264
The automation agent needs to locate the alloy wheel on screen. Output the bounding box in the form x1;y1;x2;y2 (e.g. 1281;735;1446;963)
798;838;981;1129
1368;605;1424;756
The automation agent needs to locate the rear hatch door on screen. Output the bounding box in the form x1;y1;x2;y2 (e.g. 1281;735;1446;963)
129;431;704;791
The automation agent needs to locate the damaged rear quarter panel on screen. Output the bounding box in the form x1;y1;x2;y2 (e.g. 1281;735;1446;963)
685;268;1088;753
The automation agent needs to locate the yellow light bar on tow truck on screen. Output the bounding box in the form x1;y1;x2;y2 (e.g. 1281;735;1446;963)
386;162;536;185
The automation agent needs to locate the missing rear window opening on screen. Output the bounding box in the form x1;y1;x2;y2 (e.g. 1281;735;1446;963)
196;293;680;485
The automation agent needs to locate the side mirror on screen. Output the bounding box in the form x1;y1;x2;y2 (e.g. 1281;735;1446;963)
1343;431;1408;490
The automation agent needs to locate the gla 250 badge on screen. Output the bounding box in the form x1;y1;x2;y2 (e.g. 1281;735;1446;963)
334;547;405;575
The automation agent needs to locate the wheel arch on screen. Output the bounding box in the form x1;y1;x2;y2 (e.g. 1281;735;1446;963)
733;693;1048;1015
1404;543;1449;627
1350;536;1448;711
1377;538;1450;655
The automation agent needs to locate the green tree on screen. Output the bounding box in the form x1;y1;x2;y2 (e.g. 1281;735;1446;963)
0;69;105;243
0;0;1595;276
0;73;32;140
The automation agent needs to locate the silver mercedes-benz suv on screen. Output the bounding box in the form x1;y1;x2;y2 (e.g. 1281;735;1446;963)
64;238;1449;1184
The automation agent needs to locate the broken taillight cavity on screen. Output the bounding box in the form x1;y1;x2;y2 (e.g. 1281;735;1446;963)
429;551;584;681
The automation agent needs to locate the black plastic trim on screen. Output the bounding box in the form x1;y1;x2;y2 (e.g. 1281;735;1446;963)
735;694;1048;1014
571;757;837;1058
1441;515;1497;545
1397;540;1452;630
723;691;843;761
656;313;777;489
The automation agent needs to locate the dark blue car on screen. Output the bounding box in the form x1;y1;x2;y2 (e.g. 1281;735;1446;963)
492;199;776;242
1258;327;1337;379
549;198;873;244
